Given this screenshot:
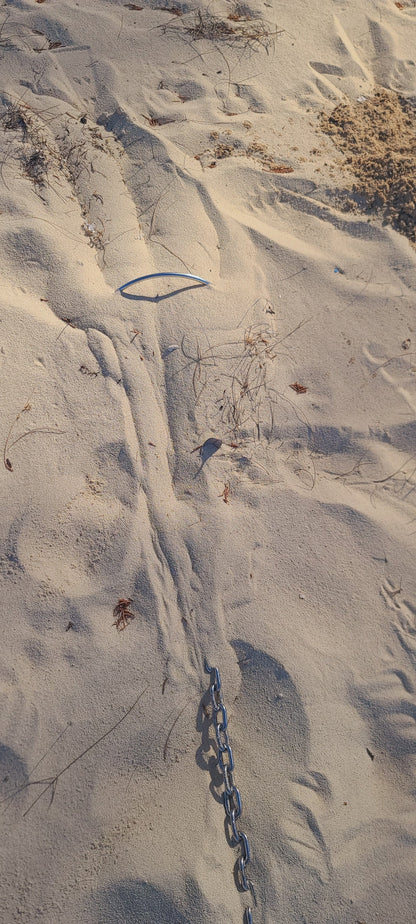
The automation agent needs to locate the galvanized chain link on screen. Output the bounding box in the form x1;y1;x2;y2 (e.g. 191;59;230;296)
204;660;254;924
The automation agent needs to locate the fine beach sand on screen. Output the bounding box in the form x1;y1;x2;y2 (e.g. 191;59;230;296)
1;1;416;922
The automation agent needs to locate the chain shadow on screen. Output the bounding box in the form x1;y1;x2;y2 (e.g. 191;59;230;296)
195;690;223;806
195;682;256;908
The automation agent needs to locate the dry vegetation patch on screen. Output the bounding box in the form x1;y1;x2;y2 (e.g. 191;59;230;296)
177;5;280;52
0;99;119;261
196;129;294;173
181;321;292;441
320;89;416;242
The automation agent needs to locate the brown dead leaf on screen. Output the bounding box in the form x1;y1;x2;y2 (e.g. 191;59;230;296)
113;598;135;631
290;382;307;394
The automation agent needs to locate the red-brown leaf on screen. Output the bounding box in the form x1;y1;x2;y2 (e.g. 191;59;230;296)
289;382;307;394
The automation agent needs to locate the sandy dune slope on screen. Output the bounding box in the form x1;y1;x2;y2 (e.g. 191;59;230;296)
0;1;415;922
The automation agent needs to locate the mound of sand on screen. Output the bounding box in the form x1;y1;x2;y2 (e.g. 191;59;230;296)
320;88;416;241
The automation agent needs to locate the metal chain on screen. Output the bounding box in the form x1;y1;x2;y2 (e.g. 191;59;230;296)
204;660;254;924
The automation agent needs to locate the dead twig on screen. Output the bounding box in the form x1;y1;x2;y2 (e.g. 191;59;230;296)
147;181;191;269
3;400;64;471
163;699;193;760
2;688;148;817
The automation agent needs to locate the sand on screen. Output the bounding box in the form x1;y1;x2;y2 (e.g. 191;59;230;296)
0;1;415;922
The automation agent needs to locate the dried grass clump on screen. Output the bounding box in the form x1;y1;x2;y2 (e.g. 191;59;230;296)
1;104;29;136
188;9;235;39
180;322;282;441
23;148;48;184
218;324;279;439
184;8;280;51
0;100;53;186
